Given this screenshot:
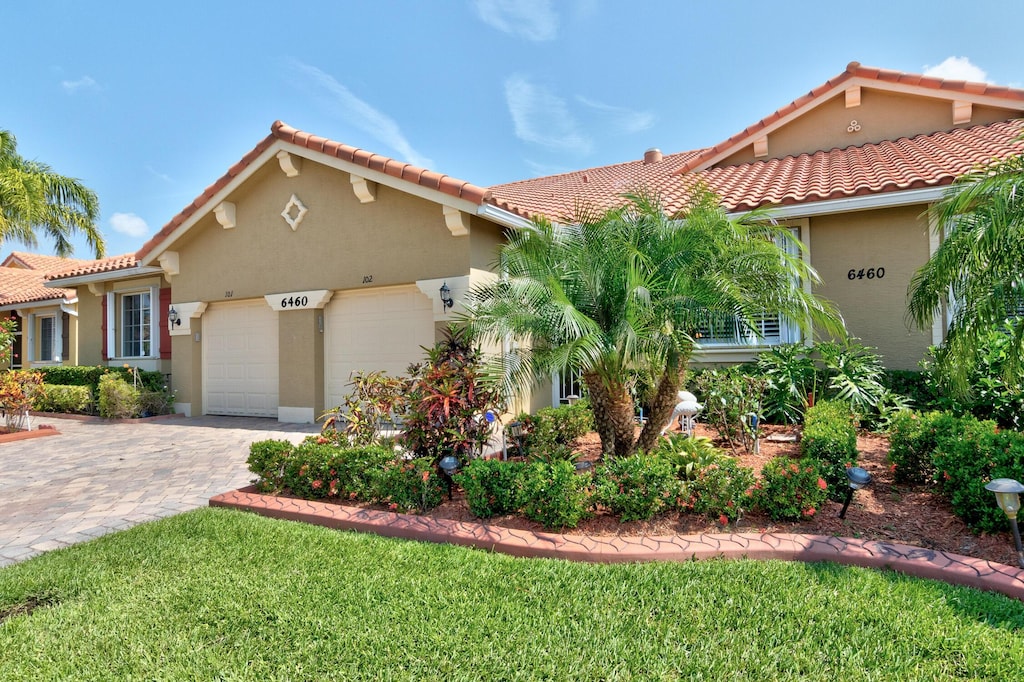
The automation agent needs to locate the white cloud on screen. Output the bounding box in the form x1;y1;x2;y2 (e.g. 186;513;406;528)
923;57;990;83
288;60;434;168
505;75;592;154
61;75;98;94
109;212;149;238
576;96;655;134
473;0;558;41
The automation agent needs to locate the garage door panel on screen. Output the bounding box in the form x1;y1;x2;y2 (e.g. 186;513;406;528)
326;287;434;407
205;300;279;417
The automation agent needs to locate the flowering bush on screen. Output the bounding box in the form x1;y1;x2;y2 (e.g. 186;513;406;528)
754;457;829;521
0;370;44;430
247;439;294;493
373;458;444;513
886;410;946;484
801;400;858;499
455;458;526;518
686;456;755;523
594;454;680;522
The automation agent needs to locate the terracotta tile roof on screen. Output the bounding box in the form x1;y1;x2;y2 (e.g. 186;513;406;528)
0;267;74;307
674;61;1024;176
136;121;493;261
44;254;139;281
487;119;1024;218
1;252;91;273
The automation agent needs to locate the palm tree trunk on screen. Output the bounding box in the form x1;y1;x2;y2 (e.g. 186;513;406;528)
583;372;636;458
635;356;686;453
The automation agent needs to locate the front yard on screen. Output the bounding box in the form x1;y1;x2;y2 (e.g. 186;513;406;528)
1;508;1021;680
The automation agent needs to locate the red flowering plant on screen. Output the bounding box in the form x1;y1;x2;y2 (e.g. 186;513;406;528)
753;456;830;522
689;456;755;524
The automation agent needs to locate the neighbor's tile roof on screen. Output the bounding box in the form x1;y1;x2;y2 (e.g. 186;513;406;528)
136;121;493;261
1;251;91;272
0;267;74;307
44;254;139;281
674;61;1024;175
487;119;1024;218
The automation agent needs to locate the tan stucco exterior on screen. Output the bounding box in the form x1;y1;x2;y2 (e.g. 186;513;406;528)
718;89;1021;167
808;204;933;369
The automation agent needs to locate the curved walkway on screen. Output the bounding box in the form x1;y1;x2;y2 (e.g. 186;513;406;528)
211;486;1024;601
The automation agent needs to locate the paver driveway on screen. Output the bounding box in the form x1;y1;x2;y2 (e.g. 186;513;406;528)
0;415;320;566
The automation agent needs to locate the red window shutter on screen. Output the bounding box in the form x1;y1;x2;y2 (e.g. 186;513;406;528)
101;295;108;360
159;287;171;360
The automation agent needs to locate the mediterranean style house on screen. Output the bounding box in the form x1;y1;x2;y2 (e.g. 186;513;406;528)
32;62;1024;422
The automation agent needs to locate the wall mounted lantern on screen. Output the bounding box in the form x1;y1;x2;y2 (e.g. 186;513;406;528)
839;466;872;519
168;307;181;328
984;478;1024;568
439;282;454;310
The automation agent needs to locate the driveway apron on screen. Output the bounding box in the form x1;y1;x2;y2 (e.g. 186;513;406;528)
0;415;319;566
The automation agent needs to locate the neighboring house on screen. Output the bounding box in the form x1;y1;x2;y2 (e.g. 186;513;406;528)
45;62;1024;421
0;252;89;368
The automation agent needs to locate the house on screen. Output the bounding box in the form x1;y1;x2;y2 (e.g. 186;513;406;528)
0;252;90;368
45;62;1024;421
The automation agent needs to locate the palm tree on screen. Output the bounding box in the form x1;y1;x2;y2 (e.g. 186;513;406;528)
0;129;104;257
467;187;842;458
908;151;1024;392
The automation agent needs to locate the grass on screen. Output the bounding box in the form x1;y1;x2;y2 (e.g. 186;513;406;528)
0;509;1022;680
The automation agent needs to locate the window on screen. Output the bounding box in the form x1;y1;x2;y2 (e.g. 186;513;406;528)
39;316;55;362
557;368;583;405
9;312;22;369
121;292;151;357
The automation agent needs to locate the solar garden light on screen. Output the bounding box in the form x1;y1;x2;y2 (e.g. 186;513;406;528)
438;455;460;500
984;478;1024;568
839;466;872;519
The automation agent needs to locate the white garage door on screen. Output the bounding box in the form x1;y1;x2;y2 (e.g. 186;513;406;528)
326;286;434;407
204;299;279;417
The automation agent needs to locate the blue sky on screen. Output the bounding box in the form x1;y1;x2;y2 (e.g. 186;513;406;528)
3;0;1022;258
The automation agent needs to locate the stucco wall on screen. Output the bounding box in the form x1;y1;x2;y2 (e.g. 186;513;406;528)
718;90;1020;166
808;204;932;369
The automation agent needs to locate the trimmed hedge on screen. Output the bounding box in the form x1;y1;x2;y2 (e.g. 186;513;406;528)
33;384;92;414
455;458;526;519
594;454;679;522
30;365;165;394
754;457;829;521
519;460;592;529
801;400;859;499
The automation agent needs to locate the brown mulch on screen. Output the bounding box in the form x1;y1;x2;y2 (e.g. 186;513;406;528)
419;424;1022;568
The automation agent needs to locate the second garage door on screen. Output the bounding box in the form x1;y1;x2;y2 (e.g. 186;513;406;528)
204;299;279;417
325;286;434;407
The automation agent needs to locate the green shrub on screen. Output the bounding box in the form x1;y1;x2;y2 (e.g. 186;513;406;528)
514;401;594;454
519;460;592;529
372;457;444;513
652;434;724;480
33;384;92;414
97;374;140;419
687;456;755;523
32;365;165;394
594;455;679;522
694;367;767;451
754;457;830;521
881;370;936;410
886;410;946;484
801;400;858;498
247;440;294;493
755;343;817;425
455;458;526;518
138;389;173;416
281;440;396;501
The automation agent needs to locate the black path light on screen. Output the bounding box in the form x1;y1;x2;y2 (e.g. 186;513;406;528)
839;466;872;519
984;478;1024;568
438;454;460;500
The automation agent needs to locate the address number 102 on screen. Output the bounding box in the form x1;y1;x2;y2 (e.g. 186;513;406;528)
848;267;885;281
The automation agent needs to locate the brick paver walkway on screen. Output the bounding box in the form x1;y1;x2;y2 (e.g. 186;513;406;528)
0;415;319;566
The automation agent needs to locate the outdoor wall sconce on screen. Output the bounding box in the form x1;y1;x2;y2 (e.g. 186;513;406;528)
839;466;872;519
167;307;181;328
984;478;1024;568
439;282;454;310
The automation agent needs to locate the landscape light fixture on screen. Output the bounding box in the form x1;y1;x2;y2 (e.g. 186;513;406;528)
439;282;454;310
839;466;872;519
167;307;181;328
438;455;460;500
984;478;1024;568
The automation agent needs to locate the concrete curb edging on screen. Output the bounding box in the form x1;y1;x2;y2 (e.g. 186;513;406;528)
210;486;1024;601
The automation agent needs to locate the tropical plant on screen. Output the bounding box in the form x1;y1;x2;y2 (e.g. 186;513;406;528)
0;318;16;366
693;367;766;452
402;326;502;465
652;433;724;480
815;339;887;418
0;129;104;257
907;149;1024;393
321;370;410;446
467;186;841;458
756;343;817;424
0;370;44;430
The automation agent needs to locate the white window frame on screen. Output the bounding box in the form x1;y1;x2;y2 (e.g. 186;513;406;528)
108;287;159;360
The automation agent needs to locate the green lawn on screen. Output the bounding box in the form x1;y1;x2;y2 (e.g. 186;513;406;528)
0;509;1021;680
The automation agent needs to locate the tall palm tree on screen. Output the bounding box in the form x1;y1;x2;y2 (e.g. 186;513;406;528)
0;129;104;257
467;187;842;458
908;151;1024;391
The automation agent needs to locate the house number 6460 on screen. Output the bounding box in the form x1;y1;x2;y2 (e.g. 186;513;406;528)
847;267;885;280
